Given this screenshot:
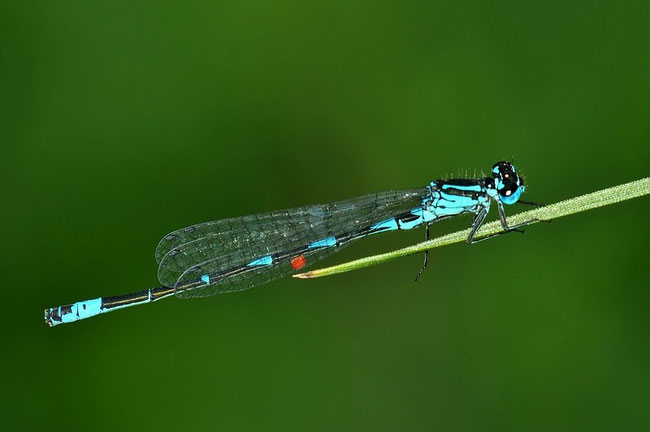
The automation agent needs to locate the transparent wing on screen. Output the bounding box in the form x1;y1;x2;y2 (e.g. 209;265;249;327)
173;239;348;299
155;188;426;298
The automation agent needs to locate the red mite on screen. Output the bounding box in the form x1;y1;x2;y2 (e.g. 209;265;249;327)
291;255;307;270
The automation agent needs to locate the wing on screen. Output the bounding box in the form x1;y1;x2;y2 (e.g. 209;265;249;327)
156;188;427;298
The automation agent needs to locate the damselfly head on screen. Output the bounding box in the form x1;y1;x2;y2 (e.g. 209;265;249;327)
492;161;525;205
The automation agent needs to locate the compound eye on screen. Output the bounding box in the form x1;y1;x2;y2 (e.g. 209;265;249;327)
492;161;514;177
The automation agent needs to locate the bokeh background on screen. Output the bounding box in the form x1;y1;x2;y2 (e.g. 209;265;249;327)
2;1;649;430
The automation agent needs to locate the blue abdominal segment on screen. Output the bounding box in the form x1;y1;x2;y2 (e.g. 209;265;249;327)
247;255;273;266
369;218;399;232
308;236;337;249
44;287;174;327
398;209;426;230
45;294;151;326
61;298;103;323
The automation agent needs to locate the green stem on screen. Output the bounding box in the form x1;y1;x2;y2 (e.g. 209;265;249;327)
294;177;649;279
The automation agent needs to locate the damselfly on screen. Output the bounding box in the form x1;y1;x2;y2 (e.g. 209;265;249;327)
44;161;539;327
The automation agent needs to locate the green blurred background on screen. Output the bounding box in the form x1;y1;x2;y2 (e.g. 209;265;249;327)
2;0;649;430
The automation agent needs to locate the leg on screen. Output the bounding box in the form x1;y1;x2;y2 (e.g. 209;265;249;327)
517;200;544;207
468;198;550;244
516;200;552;224
469;202;541;244
469;218;540;244
496;200;511;230
467;207;488;244
414;223;431;282
496;199;542;232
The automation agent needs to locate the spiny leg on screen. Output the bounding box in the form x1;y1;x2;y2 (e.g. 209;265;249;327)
470;218;541;244
492;199;540;234
517;200;544;207
414;223;431;282
516;200;553;225
467;207;489;244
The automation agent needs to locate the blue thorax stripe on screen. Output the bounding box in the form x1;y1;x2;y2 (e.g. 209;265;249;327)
441;183;482;192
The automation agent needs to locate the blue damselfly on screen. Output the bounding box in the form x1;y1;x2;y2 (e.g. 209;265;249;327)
44;161;539;326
